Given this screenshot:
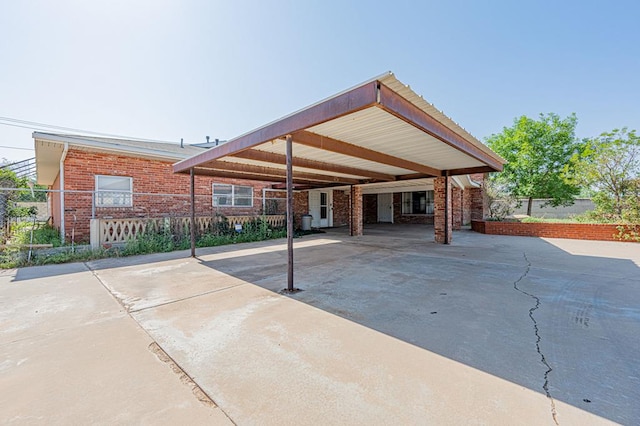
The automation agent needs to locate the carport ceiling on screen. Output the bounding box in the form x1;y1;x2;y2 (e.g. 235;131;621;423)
173;72;504;187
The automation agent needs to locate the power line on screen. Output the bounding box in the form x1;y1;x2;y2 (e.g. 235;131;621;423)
0;145;34;151
0;115;180;144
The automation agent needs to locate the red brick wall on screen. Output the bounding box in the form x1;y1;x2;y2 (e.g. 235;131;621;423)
363;194;377;224
54;149;277;243
434;177;452;244
350;186;363;236
462;187;472;225
332;189;350;227
293;192;309;229
469;187;486;220
452;187;462;230
471;220;635;242
469;173;485;184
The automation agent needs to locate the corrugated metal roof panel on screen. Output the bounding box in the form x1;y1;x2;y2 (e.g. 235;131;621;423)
307;107;484;170
173;72;504;182
378;73;502;163
254;138;418;176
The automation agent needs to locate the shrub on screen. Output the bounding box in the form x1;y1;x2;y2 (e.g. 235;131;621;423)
10;223;62;247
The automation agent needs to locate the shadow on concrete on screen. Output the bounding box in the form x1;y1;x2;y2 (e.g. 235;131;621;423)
196;224;640;424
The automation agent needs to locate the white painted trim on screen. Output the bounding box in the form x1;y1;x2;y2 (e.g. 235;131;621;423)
59;142;68;242
33;132;196;161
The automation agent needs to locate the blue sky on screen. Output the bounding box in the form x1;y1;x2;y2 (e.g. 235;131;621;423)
1;0;638;163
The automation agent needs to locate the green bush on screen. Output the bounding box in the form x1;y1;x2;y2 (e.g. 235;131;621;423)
122;228;190;256
1;216;288;269
9;222;61;247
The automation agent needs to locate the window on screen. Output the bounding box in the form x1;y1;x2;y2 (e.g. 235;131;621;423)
402;191;434;215
95;175;133;207
213;184;253;207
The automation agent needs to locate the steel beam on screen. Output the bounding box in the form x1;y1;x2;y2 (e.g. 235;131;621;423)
173;82;378;173
377;83;503;172
292;130;441;177
232;149;395;181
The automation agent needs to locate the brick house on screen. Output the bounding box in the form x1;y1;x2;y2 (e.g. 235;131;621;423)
34;131;488;245
294;175;484;230
34;133;281;243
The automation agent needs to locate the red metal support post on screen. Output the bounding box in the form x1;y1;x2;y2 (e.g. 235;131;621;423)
286;134;294;291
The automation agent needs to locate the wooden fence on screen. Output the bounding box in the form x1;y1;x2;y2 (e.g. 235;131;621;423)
90;215;286;248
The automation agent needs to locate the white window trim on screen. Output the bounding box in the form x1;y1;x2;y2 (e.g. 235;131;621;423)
212;183;254;207
95;175;133;207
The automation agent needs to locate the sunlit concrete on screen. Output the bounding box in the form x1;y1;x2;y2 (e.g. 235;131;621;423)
0;264;231;425
2;227;638;424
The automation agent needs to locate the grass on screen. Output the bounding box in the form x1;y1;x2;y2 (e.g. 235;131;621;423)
9;222;62;247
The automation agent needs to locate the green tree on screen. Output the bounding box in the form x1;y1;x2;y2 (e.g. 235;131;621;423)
486;113;584;216
577;128;639;221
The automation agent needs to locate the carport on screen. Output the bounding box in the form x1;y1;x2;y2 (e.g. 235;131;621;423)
173;72;504;290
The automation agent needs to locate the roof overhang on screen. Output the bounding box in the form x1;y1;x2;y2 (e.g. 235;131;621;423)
173;72;505;188
33;132;198;186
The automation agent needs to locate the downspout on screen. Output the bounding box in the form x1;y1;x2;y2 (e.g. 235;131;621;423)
59;142;69;243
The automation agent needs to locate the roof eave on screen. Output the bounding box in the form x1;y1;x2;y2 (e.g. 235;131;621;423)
32;132;195;162
173;80;380;173
173;73;506;176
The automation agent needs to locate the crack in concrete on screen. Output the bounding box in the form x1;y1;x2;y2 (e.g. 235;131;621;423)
513;253;559;425
83;261;237;424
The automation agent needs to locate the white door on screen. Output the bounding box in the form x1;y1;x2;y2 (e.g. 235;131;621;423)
377;193;393;223
309;191;332;228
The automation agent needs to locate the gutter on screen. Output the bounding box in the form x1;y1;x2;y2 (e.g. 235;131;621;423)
59;142;68;243
467;174;482;188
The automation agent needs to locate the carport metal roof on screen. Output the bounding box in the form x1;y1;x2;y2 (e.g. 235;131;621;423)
173;72;504;185
175;72;505;291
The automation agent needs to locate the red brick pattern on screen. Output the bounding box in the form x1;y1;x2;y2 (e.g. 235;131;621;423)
332;189;350;227
434;177;452;244
462;188;471;225
350;186;363;236
293;192;309;229
55;149;276;242
452;187;462;230
471;220;635;242
468;187;485;220
363;194;377;224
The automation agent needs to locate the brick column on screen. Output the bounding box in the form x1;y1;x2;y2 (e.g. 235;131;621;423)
462;188;472;225
469;187;486;220
452;187;462;230
434;176;452;244
350;185;363;236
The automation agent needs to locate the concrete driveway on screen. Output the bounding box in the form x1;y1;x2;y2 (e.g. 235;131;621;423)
2;226;639;425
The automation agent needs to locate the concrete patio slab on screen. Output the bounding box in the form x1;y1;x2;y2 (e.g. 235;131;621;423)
86;226;639;425
2;226;638;424
0;264;232;425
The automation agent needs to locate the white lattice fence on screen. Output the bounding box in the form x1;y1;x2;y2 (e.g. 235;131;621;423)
90;215;286;248
94;218;162;246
